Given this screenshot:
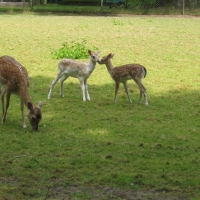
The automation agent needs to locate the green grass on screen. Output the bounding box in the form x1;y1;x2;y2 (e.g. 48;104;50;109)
0;13;200;199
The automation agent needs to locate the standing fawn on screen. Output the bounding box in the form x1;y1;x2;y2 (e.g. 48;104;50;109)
48;50;100;101
0;55;42;131
98;53;148;105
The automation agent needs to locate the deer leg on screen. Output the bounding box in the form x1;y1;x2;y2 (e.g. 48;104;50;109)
123;82;132;103
20;97;26;128
84;79;90;101
144;91;148;106
79;78;86;101
139;83;148;106
2;91;11;124
60;74;69;98
0;89;6;118
48;72;63;99
114;82;119;103
139;90;143;104
134;78;148;106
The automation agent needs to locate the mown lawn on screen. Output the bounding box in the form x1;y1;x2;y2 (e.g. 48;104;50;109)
0;13;200;199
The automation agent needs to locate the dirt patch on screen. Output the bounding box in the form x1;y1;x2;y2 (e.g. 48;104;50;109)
45;185;188;200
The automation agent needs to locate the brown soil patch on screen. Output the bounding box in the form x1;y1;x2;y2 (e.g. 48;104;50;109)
45;185;188;200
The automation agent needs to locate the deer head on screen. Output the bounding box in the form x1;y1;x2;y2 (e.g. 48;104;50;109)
88;50;100;63
27;101;42;131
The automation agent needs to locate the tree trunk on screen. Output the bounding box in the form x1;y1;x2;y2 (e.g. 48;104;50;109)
101;0;103;14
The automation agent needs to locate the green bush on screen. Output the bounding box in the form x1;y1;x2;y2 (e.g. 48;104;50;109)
128;0;156;8
57;0;100;5
128;0;173;8
52;39;97;59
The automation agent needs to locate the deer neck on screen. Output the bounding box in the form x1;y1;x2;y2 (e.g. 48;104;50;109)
19;83;32;108
88;59;97;73
105;60;114;75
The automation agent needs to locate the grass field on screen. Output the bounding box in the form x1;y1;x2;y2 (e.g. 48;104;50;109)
0;13;200;199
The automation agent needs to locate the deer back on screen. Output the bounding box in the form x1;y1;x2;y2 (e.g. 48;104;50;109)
58;59;88;77
0;55;29;94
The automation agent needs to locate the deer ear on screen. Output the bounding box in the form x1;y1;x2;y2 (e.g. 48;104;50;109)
27;101;34;110
38;101;42;109
88;50;92;55
108;53;114;58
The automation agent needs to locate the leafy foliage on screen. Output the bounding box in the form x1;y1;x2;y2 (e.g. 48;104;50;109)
51;40;87;59
52;39;97;59
57;0;100;5
113;19;124;25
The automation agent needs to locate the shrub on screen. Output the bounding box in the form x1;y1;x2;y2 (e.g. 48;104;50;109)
52;39;97;59
57;0;100;5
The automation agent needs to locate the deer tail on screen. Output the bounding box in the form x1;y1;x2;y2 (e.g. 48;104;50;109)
142;67;147;78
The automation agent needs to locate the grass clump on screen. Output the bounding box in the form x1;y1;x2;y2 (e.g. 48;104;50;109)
52;39;97;59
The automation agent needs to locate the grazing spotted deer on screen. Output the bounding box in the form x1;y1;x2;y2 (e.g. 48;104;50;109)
48;50;100;101
98;53;148;105
0;55;42;131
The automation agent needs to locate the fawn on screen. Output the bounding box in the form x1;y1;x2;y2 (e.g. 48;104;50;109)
98;53;148;105
0;55;42;131
48;50;100;101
